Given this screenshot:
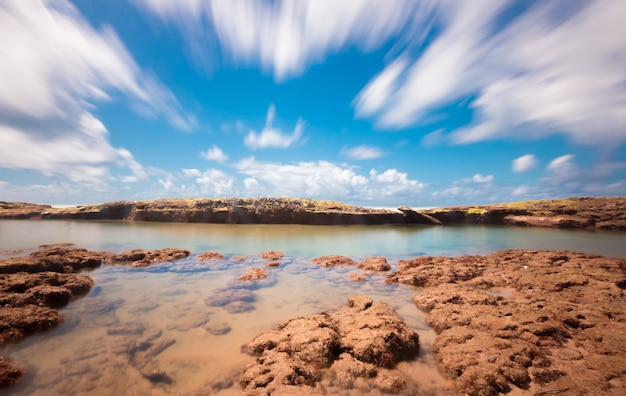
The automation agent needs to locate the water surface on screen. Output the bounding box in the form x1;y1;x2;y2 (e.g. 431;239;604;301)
1;220;625;395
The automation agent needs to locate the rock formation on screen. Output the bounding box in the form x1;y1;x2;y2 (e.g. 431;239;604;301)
240;295;420;395
388;249;626;395
421;197;626;230
0;244;191;388
2;196;624;229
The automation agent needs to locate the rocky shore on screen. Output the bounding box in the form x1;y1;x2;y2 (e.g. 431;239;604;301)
1;244;625;394
1;196;625;229
387;250;626;395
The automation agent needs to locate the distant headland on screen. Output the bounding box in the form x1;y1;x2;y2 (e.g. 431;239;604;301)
1;197;624;230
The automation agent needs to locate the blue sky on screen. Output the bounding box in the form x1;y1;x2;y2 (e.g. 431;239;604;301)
0;0;625;207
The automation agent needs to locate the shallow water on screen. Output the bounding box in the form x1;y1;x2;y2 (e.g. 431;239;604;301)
1;220;626;395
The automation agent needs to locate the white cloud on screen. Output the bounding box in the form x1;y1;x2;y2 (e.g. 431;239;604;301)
0;0;194;187
512;154;538;173
234;157;423;203
133;0;415;81
243;177;260;192
195;169;235;196
341;145;385;160
368;169;425;198
471;174;493;183
201;145;228;162
244;105;305;150
354;0;626;146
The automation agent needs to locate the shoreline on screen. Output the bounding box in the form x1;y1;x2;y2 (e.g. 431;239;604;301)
1;244;625;394
1;196;625;230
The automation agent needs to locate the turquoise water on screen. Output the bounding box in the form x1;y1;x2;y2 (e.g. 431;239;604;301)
1;220;625;395
1;219;625;257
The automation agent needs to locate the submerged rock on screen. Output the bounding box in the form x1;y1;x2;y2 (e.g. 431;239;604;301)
240;295;419;395
205;321;231;336
205;288;256;307
225;301;255;314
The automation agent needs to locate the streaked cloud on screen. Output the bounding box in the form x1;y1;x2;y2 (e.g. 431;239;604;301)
201;145;229;162
133;0;416;81
341;145;385;160
0;113;145;184
355;0;626;146
512;154;538;173
0;0;194;186
244;104;305;150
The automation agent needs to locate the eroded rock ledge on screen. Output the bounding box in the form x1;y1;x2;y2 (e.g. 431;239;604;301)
240;295;420;395
2;196;623;229
419;196;626;230
387;250;626;395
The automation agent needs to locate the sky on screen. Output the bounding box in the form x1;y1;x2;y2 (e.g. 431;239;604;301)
0;0;625;208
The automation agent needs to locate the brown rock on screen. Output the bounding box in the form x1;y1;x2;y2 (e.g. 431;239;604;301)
311;255;356;268
240;295;419;394
357;257;391;272
403;250;626;395
0;305;62;344
105;247;190;267
197;251;225;261
387;255;483;286
237;267;268;281
260;250;284;260
0;356;23;388
422;197;626;230
0;269;93;345
0;244;106;274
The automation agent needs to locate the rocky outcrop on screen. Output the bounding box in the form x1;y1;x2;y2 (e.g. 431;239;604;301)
103;248;190;268
0;201;51;219
240;295;420;395
388;250;626;395
357;257;391;272
2;197;625;229
39;198;409;225
422;197;626;230
311;255;357;268
0;244;191;388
